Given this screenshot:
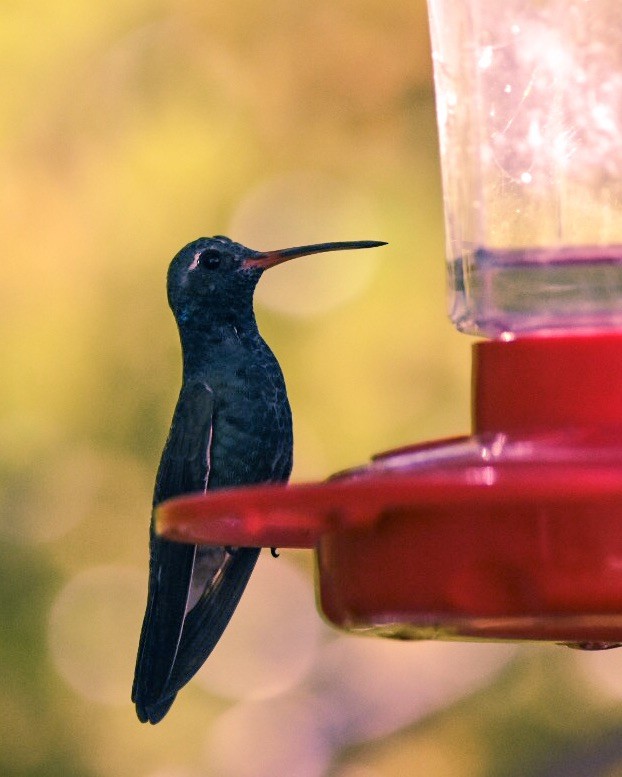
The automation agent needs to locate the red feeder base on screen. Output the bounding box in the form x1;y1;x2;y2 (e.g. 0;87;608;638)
156;333;622;648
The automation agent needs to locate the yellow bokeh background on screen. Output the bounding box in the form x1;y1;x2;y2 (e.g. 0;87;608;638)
3;2;622;776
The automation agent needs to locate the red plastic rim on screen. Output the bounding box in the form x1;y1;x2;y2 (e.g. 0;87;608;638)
156;462;622;546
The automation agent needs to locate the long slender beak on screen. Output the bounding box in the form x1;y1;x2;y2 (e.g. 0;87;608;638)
242;240;387;270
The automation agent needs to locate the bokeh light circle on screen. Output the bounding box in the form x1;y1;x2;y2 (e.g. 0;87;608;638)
312;637;518;743
194;554;321;701
205;697;331;777
228;171;382;317
48;565;145;705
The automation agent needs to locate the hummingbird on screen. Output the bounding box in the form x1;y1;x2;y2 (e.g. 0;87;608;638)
132;234;386;723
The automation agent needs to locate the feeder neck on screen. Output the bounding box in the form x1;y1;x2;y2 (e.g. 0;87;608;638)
473;333;622;435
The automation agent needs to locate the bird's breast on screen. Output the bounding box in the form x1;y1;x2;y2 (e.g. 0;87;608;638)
206;358;293;488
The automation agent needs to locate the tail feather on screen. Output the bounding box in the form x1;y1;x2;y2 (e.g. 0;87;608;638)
165;547;260;693
132;546;260;723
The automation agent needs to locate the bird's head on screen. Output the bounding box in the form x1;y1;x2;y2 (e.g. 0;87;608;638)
167;235;387;328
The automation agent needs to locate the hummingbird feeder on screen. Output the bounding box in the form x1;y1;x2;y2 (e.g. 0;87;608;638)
157;0;622;649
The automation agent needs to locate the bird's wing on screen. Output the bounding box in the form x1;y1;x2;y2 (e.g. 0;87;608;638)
132;380;214;723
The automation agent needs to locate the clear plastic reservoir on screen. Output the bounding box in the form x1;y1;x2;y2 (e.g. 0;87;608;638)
426;0;622;337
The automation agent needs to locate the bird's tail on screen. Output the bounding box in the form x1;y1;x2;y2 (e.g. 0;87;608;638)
133;546;260;724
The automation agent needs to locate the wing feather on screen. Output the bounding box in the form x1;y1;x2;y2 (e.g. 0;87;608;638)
132;381;214;723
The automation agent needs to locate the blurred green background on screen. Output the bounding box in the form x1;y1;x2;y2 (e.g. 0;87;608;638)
4;1;622;775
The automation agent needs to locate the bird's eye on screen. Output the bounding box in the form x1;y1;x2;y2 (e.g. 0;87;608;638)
198;249;222;269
